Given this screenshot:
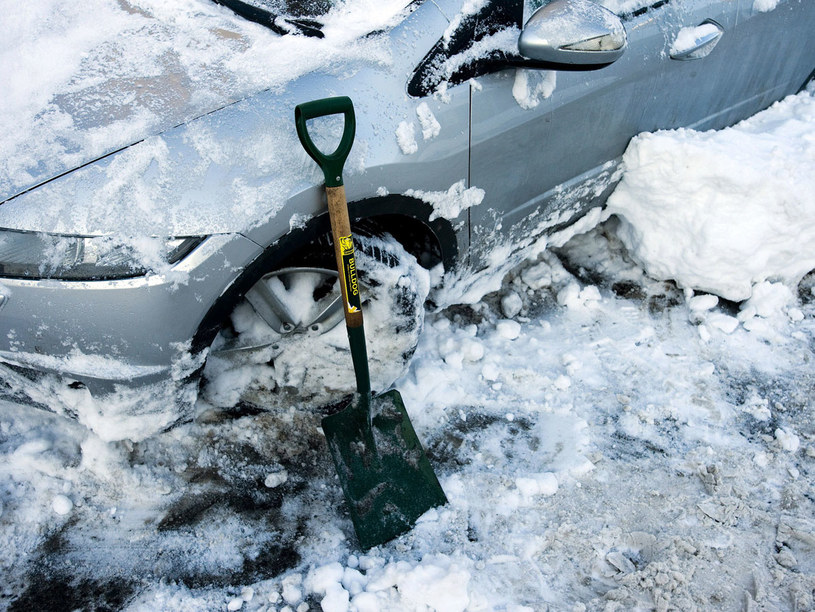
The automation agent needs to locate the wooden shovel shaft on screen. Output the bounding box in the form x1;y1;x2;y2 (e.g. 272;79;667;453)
327;185;364;330
326;184;370;398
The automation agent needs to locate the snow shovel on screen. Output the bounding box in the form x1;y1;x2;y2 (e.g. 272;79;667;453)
295;96;447;550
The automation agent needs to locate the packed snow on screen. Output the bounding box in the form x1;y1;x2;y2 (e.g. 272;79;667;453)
753;0;780;13
512;69;557;110
606;91;815;302
204;235;431;411
2;89;815;610
669;23;721;57
394;101;444;152
405;180;486;222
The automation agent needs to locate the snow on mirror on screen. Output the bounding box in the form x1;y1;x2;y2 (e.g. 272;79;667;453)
519;0;627;65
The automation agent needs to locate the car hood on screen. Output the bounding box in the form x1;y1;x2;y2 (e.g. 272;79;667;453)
0;0;416;207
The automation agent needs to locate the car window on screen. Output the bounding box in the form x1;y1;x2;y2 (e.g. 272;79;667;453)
525;0;668;18
233;0;334;17
409;0;523;97
408;0;668;97
212;0;331;36
214;0;418;37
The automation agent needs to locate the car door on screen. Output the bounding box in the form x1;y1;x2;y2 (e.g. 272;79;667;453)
732;0;814;116
643;0;813;132
466;0;670;266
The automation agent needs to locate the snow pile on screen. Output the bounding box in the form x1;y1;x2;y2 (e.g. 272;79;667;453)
606;90;815;302
302;555;471;612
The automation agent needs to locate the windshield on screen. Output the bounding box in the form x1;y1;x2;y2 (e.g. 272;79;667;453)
239;0;333;17
212;0;337;36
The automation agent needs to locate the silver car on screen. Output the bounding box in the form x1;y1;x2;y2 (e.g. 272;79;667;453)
0;0;812;438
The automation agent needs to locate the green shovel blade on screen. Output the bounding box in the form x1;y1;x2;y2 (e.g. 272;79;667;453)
322;389;447;550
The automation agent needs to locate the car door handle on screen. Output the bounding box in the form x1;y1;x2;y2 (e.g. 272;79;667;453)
670;21;724;60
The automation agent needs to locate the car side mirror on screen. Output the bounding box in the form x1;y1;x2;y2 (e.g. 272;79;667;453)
518;0;627;66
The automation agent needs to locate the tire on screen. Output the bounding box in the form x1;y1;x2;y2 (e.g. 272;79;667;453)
202;234;430;409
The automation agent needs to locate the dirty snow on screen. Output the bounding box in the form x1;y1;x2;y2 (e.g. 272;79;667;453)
2;90;815;611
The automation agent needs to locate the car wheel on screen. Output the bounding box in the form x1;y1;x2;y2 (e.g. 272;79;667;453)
203;233;430;409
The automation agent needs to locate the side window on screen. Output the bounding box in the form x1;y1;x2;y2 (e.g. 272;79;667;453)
408;0;524;97
524;1;670;21
524;0;546;19
409;0;660;97
598;0;670;18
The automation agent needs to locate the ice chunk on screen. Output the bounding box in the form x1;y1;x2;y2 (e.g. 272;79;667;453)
395;121;418;155
52;494;73;515
416;102;441;140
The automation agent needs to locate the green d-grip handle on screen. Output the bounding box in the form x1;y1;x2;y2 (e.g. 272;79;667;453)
295;96;356;188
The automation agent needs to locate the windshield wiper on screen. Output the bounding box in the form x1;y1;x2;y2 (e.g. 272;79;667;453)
212;0;325;38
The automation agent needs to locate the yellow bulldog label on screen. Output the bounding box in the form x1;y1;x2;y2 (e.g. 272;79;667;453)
339;234;361;313
339;235;355;256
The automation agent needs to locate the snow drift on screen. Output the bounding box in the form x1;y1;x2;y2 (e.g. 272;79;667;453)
606;89;815;302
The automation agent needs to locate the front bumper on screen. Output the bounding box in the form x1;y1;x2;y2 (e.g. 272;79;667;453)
0;233;261;395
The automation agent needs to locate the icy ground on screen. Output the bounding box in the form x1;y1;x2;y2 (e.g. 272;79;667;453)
2;94;815;611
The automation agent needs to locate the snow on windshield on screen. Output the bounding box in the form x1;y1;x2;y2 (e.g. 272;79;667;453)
0;0;411;202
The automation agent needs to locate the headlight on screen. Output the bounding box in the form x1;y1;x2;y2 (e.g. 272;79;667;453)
0;229;205;280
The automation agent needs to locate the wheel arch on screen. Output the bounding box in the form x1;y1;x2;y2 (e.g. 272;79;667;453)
191;194;459;354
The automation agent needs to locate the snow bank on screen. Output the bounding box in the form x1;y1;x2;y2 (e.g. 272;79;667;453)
606;90;815;302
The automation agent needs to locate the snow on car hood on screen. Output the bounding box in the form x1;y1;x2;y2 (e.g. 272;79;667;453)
0;0;413;207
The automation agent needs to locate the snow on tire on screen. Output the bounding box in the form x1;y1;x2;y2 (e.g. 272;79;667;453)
203;234;430;409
